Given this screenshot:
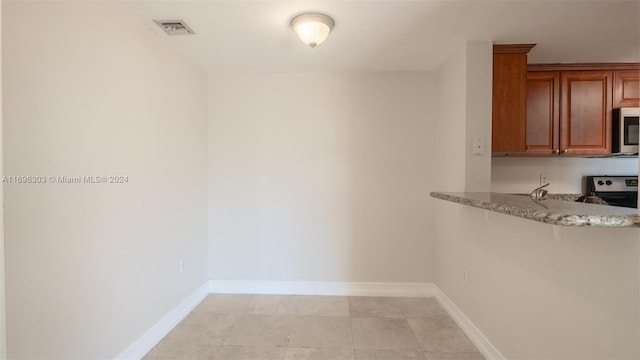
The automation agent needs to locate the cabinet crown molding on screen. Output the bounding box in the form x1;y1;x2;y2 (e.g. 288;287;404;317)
529;63;640;71
493;44;536;54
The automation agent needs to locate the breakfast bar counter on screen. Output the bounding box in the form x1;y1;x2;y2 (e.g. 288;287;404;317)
430;192;640;228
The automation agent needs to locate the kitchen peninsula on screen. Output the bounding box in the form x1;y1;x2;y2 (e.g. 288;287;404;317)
431;192;640;227
432;40;639;360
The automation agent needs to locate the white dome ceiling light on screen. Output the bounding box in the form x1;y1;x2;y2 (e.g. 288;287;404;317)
290;13;335;49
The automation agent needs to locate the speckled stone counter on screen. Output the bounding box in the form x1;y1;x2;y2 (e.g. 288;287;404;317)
430;192;640;228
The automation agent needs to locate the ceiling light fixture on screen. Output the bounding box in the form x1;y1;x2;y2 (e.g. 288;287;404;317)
290;13;335;49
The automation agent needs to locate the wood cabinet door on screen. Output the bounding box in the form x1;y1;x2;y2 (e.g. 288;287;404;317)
492;52;528;153
560;71;612;155
613;70;640;108
525;71;560;155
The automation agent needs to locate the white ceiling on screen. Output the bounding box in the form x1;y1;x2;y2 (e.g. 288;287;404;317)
123;0;640;73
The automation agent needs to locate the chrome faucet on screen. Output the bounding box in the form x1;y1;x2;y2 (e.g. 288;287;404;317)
530;183;550;201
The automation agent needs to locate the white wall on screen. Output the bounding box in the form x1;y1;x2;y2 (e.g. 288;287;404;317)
3;2;208;358
464;42;492;192
437;202;639;359
434;45;467;192
0;1;6;357
434;42;492;193
435;42;640;359
208;72;436;283
492;157;638;193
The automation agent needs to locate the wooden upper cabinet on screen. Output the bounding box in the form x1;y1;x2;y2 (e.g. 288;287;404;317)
560;70;612;155
525;72;560;154
494;60;636;156
492;44;535;153
613;70;640;108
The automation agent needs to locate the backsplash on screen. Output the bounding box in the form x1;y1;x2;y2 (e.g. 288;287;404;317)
491;157;638;193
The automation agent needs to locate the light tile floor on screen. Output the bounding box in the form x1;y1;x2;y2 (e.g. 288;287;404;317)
143;295;485;360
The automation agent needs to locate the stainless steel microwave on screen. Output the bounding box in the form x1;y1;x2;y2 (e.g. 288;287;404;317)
613;107;640;154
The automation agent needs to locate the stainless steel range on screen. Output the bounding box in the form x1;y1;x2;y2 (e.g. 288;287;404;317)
585;176;638;208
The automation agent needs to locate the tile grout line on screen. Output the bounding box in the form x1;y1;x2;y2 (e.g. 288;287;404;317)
347;297;355;358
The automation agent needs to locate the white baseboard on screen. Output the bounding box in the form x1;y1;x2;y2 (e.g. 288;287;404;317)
208;280;435;297
116;282;209;360
434;285;505;360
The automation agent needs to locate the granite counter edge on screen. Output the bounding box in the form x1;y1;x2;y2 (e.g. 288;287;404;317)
430;192;640;228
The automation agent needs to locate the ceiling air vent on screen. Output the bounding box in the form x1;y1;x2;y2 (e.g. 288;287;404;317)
154;20;195;35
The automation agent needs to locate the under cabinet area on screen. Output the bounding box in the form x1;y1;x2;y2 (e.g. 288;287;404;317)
491;44;640;156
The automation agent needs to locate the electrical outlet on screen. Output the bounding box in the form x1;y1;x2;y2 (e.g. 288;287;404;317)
540;173;549;185
463;267;468;284
179;260;185;275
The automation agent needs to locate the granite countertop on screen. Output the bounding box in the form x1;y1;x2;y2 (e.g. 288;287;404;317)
430;192;640;228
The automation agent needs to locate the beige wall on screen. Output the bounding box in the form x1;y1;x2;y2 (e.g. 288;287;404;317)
208;72;436;283
435;42;640;359
3;2;208;358
464;42;492;192
0;0;5;357
433;41;492;193
436;202;639;359
434;45;467;192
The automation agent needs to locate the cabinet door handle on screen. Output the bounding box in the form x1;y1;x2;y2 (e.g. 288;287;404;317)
554;149;560;154
563;149;568;154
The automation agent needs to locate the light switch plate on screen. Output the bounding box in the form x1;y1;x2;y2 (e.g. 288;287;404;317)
472;138;485;155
